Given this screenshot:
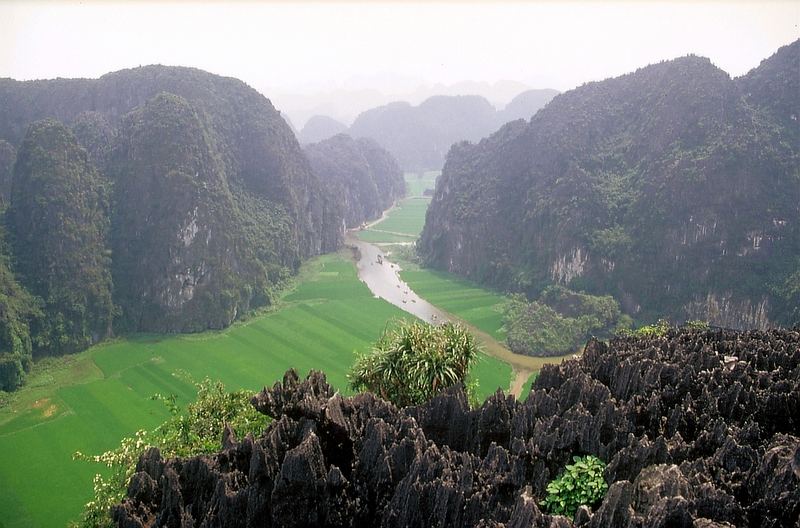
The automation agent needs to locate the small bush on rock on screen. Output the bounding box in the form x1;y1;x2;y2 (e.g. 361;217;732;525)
542;454;608;518
72;377;269;528
349;320;479;407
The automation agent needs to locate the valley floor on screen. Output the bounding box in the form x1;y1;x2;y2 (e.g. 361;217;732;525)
0;172;570;527
0;251;513;527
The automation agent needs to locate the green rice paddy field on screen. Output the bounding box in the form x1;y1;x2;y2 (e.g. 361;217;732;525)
357;171;437;243
403;171;438;197
0;252;511;527
360;171;541;401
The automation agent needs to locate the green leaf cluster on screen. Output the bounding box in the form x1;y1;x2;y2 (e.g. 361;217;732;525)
617;318;672;338
349;320;479;407
72;377;270;528
542;455;608;518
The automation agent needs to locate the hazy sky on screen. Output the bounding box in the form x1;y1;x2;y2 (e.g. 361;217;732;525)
1;1;798;120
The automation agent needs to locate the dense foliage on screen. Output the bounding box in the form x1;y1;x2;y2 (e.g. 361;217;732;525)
503;287;630;357
0;64;350;339
542;455;608;517
349;320;479;407
304;134;405;229
0;139;15;206
0;233;40;391
420;41;800;328
73;378;269;528
111;92;276;332
8;120;114;356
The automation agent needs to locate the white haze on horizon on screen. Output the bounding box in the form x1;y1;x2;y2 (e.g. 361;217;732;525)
1;1;797;127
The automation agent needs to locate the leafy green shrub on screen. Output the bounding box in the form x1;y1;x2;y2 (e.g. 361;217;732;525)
502;288;628;357
542;455;608;517
349;320;479;407
683;319;710;330
72;377;269;528
618;318;671;338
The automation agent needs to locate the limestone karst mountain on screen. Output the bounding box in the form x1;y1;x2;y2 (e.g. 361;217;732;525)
298;115;349;145
420;41;800;328
304;134;405;229
348;92;557;171
0;65;404;376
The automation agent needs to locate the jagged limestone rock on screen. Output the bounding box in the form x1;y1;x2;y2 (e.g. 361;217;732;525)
114;328;800;527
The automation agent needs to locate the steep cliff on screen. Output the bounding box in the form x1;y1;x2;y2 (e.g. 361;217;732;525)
0;140;14;207
0;66;347;338
8;120;114;355
0;65;334;258
305;134;405;230
0;236;38;391
112;93;269;332
420;41;800;328
113;327;800;527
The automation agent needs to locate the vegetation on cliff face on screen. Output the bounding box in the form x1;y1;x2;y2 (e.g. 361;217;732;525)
8;120;114;356
420;41;800;328
305;134;405;229
0;65;407;376
0;236;39;391
111;92;277;332
0;139;15;206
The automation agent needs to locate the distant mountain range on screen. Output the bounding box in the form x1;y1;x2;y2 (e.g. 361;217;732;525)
419;40;800;329
268;79;540;127
299;88;560;170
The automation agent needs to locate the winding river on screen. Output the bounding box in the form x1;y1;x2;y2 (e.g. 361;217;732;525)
346;230;578;397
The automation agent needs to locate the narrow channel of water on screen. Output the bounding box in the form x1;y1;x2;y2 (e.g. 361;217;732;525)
346;231;578;397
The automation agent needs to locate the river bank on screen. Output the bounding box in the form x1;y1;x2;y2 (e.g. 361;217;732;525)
346;231;577;397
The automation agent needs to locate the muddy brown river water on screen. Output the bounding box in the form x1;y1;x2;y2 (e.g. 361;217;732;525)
346;231;577;397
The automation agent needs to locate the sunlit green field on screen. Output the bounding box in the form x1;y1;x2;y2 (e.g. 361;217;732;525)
404;171;438;197
400;268;508;341
356;229;417;243
357;172;438;243
358;197;431;240
0;253;511;528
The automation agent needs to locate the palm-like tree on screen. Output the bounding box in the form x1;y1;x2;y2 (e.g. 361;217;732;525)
348;320;479;407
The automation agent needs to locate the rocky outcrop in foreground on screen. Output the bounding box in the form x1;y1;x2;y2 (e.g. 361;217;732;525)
114;328;800;527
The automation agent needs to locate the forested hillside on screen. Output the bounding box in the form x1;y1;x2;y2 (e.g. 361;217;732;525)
420;41;800;328
0;66;403;388
9;120;114;353
305;134;405;229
